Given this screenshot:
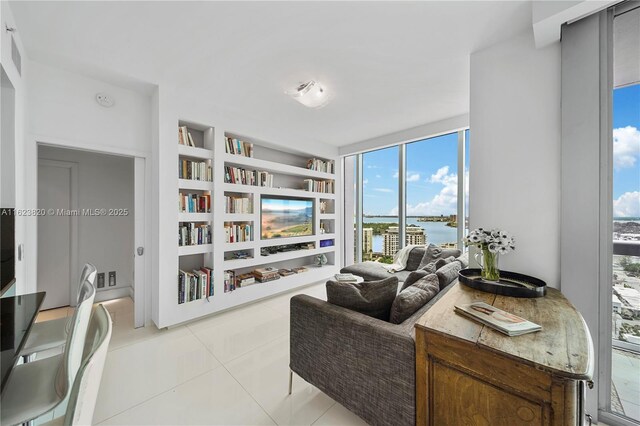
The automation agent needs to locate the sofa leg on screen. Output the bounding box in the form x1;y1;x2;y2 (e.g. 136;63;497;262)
288;370;293;395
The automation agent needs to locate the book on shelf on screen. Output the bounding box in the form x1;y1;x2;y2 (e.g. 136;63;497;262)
334;273;358;283
224;270;237;293
236;273;256;287
302;179;335;194
225;137;254;157
253;267;280;283
224;223;253;243
454;302;542;337
278;269;295;277
178;223;211;246
306;158;335;174
179;159;212;182
178;193;211;213
224;195;252;214
292;266;308;274
178;267;213;304
224;166;273;187
178;126;196;147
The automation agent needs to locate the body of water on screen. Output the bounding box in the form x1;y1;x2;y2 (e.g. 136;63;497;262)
363;217;458;252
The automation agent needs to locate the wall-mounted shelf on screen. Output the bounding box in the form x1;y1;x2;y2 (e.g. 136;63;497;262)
221;183;336;199
178;244;213;256
178;179;213;191
222;153;335;180
178;144;213;160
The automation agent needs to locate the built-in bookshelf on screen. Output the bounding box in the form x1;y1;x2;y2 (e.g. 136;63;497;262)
155;121;340;328
177;121;214;307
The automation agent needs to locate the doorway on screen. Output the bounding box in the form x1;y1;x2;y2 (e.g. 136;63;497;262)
37;145;146;328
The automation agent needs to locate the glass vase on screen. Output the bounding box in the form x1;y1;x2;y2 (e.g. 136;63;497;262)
480;247;500;281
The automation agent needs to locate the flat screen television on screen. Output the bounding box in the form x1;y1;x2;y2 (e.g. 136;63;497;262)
1;208;15;292
261;197;314;240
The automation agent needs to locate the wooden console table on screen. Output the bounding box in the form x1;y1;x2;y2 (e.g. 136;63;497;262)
415;282;593;426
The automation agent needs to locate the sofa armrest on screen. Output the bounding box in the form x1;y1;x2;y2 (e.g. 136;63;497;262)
290;295;415;426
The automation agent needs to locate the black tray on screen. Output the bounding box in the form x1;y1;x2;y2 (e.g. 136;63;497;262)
458;268;547;298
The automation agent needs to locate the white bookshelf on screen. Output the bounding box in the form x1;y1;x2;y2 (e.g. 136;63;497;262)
155;122;341;328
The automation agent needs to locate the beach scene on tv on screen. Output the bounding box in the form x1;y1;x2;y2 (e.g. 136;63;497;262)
261;197;313;239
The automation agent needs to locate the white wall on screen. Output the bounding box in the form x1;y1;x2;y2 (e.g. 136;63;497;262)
1;1;27;294
469;30;561;288
38;145;135;296
23;61;152;320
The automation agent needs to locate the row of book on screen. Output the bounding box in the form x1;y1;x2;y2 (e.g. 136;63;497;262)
224;195;252;214
223;266;308;292
307;158;335;174
178;126;197;147
179;223;211;246
224;166;274;187
224;223;252;243
178;193;211;213
178;267;213;304
179;159;212;182
303;179;335;194
225;137;254;157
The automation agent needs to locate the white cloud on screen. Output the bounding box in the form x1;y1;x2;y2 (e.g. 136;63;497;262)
375;174;381;178
393;171;399;179
613;126;640;169
406;172;421;182
374;188;393;193
390;167;469;216
613;191;640;218
363;179;369;185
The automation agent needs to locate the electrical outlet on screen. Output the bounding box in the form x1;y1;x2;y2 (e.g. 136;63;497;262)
108;271;116;287
97;273;105;288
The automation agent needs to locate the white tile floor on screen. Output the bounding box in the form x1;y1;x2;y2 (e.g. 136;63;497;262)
39;282;368;425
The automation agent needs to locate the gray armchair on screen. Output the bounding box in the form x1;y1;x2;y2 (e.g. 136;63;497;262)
289;283;453;426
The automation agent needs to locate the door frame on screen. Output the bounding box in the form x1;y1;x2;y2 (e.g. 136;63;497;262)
35;140;150;328
37;158;79;307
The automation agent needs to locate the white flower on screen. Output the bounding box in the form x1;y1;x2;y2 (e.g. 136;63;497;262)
488;243;498;253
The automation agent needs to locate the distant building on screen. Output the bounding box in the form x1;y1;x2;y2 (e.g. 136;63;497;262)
383;226;426;256
440;242;458;249
363;228;373;257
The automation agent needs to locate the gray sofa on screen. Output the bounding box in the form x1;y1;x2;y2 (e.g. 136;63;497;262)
289;281;454;426
339;246;427;283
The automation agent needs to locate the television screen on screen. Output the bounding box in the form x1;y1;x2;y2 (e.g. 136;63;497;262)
1;208;15;292
261;197;313;239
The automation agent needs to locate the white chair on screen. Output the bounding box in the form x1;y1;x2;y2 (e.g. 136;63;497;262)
0;278;96;426
21;264;97;362
44;305;113;426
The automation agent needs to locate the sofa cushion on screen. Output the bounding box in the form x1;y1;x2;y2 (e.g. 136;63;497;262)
326;276;398;320
435;256;457;270
405;246;427;271
389;274;439;324
340;262;391;282
418;244;462;270
435;260;462;290
456;251;470;268
399;269;430;292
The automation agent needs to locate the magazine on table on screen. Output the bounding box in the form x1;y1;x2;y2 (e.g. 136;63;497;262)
454;302;542;336
334;273;358;283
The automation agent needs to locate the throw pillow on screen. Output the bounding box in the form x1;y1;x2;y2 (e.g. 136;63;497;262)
456;251;470;268
435;256;457;270
400;269;430;292
389;274;439;324
417;244;462;270
405;246;427;271
326;276;398;321
435;260;462;290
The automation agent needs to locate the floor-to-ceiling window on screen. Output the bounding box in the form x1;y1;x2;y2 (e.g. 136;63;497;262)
405;133;458;250
607;3;640;424
349;129;468;263
362;146;399;263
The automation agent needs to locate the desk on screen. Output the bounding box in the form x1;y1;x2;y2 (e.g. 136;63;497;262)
0;292;46;394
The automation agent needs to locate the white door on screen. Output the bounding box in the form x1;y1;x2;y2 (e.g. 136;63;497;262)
38;160;77;310
133;157;146;328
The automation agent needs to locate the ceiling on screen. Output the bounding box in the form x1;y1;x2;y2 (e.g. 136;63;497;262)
10;1;533;147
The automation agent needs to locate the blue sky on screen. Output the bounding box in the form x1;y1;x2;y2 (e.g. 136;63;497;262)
362;132;461;216
613;84;639;218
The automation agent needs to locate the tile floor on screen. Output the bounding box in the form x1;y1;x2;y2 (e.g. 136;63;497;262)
36;282;368;426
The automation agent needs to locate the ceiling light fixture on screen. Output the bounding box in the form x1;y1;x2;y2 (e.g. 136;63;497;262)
287;80;329;109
